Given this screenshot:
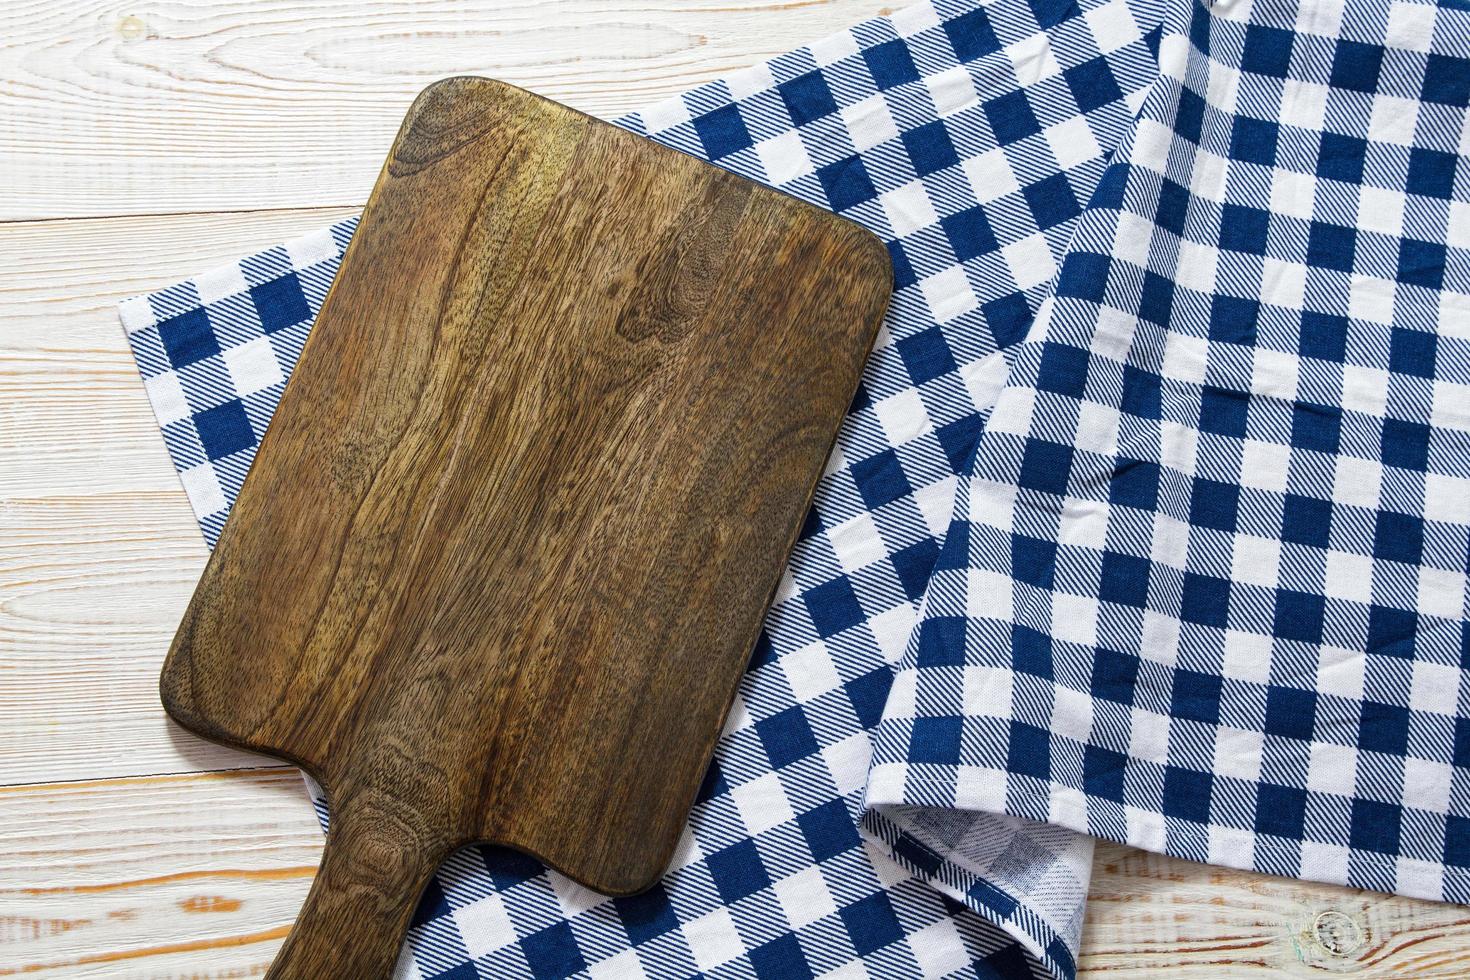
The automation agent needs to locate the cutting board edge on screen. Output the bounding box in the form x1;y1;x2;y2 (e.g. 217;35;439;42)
159;72;896;777
157;75;897;906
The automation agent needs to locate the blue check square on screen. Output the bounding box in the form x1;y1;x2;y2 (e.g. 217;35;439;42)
909;715;964;763
865;39;920;90
157;308;219;370
985;91;1041;144
798;800;863;862
193;399;254;461
251;273;311;334
850;449;914;509
706;840;772;904
520;923;586;980
1012;536;1057;588
840;894;905;956
816;155;879;211
694;104;755;159
750;935;813;979
757;707;822;770
779;70;839;126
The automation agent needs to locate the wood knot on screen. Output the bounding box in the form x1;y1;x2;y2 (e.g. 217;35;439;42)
116;15;145;39
1310;909;1364;957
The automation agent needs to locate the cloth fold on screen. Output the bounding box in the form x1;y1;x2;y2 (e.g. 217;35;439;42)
119;0;1469;974
867;0;1470;907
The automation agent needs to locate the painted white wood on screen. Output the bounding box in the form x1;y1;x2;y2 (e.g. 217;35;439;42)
0;0;896;220
1081;843;1470;977
0;770;322;976
0;208;356;786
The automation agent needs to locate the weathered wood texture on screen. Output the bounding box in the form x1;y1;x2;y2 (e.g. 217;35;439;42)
0;0;897;220
161;78;889;976
1079;844;1470;977
0;771;323;978
2;1;1467;977
0;208;359;787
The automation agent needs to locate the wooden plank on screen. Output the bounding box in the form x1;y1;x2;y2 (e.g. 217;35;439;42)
0;770;321;978
1080;842;1470;977
0;208;356;786
0;0;896;221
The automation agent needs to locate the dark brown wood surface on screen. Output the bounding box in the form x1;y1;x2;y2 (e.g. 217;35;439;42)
159;76;891;978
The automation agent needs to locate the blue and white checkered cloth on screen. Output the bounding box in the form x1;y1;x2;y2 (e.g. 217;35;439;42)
119;0;1469;973
866;0;1470;907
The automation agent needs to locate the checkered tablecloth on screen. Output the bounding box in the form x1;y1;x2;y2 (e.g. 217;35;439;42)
119;0;1468;974
865;0;1470;907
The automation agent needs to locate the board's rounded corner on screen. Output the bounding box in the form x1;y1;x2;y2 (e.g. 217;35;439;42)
157;647;221;748
415;75;521;108
157;667;221;754
403;76;522;132
553;859;671;900
474;832;676;900
587;872;667;899
806;211;894;316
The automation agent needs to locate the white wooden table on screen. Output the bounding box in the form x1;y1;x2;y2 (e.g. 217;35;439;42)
1;1;1466;975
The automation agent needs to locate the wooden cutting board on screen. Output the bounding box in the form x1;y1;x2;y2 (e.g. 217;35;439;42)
160;76;891;978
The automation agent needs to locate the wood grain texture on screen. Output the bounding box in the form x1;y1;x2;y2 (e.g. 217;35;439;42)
161;77;890;976
2;1;1467;976
0;208;357;786
0;0;897;220
1079;843;1470;977
0;770;322;978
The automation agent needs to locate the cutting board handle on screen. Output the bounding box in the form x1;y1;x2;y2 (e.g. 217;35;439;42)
265;787;446;979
